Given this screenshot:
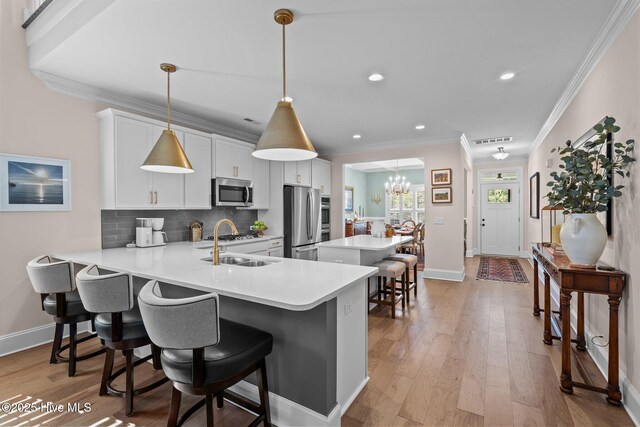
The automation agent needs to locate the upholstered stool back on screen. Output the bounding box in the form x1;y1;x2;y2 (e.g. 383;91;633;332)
75;265;134;314
137;280;220;350
26;255;75;294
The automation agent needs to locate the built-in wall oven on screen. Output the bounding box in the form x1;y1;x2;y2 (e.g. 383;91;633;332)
321;196;331;242
212;178;253;207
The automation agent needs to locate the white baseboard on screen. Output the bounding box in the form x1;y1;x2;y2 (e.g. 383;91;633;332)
228;380;342;427
465;249;474;258
0;321;90;357
341;377;369;415
541;267;640;424
423;267;465;282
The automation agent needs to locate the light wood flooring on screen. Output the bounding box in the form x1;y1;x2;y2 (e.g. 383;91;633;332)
0;256;633;426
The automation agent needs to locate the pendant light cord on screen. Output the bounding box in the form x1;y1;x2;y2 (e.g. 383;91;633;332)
167;70;171;130
282;22;286;100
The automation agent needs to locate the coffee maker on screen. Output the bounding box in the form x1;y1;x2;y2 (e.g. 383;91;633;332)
136;218;153;247
151;218;168;246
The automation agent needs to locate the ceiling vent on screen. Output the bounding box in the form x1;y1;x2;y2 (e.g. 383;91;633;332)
243;118;262;125
473;136;513;145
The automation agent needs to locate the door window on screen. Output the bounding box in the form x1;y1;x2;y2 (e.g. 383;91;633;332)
487;189;511;203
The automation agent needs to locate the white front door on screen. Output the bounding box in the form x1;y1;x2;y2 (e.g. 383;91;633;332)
481;182;520;256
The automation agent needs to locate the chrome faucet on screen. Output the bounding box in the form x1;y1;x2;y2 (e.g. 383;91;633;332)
213;219;238;265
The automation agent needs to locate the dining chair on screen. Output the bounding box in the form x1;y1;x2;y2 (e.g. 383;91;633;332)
417;222;425;256
399;223;421;255
401;219;416;229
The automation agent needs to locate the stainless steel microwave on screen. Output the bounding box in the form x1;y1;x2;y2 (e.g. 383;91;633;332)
212;178;253;207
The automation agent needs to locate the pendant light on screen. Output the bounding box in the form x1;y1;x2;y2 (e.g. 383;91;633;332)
252;9;317;161
492;147;510;160
141;63;194;174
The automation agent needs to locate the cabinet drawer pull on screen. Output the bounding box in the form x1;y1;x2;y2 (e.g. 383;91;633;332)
150;191;153;204
154;191;158;204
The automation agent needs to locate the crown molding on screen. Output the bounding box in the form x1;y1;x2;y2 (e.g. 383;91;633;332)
319;134;460;156
528;0;640;156
31;70;260;143
460;133;473;160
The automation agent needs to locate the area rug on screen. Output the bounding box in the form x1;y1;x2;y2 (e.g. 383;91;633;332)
476;256;528;284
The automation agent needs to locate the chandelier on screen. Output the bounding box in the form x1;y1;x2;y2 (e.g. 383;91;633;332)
385;161;410;195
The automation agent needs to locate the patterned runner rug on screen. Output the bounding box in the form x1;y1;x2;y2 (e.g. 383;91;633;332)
476;256;528;284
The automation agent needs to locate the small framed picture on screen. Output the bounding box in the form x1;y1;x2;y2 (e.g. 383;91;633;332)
0;154;71;211
344;186;354;212
529;172;540;219
432;187;452;204
431;168;452;186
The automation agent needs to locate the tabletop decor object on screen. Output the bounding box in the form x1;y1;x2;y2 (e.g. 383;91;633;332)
547;117;634;267
251;220;268;236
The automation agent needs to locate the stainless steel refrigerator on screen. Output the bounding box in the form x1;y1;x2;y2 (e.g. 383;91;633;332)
283;186;322;260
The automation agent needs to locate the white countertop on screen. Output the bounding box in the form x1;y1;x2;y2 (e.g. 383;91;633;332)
318;235;413;250
56;242;376;311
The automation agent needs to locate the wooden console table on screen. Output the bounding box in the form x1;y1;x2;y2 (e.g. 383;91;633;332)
531;243;626;405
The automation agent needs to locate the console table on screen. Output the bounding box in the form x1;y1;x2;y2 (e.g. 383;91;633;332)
531;243;626;405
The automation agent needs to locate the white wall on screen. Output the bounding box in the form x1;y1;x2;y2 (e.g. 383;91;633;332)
0;0;105;337
326;140;466;280
527;9;640;420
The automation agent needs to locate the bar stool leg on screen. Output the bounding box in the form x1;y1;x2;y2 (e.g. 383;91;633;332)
257;358;272;426
400;274;406;310
100;348;115;396
377;277;382;301
404;267;410;305
151;343;162;370
205;394;214;427
167;386;182;427
124;349;134;416
217;394;224;409
50;323;64;364
68;323;77;377
391;278;396;319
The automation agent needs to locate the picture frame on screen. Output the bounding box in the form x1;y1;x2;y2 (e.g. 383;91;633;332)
431;187;452;203
344;186;354;212
431;168;452;186
530;172;540;219
572;118;613;235
0;154;71;211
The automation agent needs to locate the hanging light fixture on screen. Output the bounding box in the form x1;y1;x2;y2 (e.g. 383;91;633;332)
385;161;411;195
141;63;194;174
492;147;510;160
252;9;317;161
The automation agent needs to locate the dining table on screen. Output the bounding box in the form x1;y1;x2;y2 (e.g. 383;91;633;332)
394;227;414;236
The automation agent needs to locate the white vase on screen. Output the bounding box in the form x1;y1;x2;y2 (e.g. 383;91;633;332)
560;213;607;267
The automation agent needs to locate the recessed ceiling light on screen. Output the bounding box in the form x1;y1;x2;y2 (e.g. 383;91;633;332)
500;72;515;80
415;124;426;130
281;96;293;102
368;73;385;82
353;134;362;139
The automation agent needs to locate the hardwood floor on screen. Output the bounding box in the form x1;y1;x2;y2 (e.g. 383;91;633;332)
0;256;633;426
346;256;633;426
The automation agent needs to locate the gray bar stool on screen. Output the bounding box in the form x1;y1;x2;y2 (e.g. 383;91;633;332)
26;255;105;376
75;265;167;416
368;260;406;319
138;280;273;427
385;253;418;304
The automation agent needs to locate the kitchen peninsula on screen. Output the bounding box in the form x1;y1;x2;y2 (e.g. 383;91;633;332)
318;235;414;266
57;242;377;427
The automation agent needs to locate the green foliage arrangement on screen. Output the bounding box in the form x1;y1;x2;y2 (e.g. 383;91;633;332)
253;220;267;230
547;117;635;215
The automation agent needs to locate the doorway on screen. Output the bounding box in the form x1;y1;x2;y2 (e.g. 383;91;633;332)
478;169;522;256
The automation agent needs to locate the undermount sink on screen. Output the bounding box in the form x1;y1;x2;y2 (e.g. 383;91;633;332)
200;255;276;267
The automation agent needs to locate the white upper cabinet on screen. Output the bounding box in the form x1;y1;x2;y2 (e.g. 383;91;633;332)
113;116;153;208
184;132;213;209
151;126;185;209
99;109;213;210
311;159;331;195
214;137;254;180
283;160;312;187
249;156;270;209
235;144;253;181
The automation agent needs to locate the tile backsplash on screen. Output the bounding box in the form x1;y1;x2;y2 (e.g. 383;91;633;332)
101;209;258;249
